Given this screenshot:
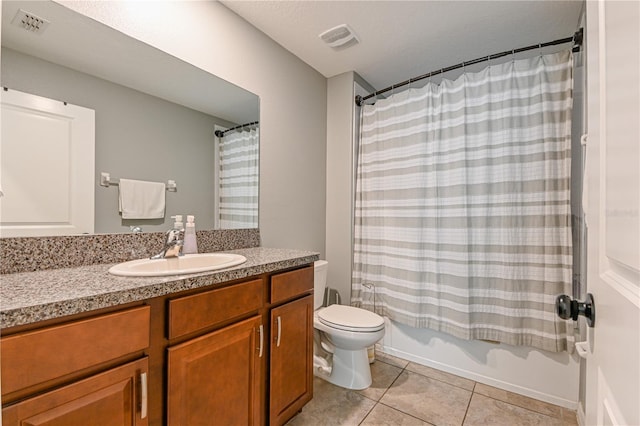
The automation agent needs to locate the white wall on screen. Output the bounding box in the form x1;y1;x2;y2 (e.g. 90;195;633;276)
325;72;355;302
325;72;374;302
58;1;327;254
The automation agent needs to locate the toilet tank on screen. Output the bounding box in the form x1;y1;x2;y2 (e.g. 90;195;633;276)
313;260;329;309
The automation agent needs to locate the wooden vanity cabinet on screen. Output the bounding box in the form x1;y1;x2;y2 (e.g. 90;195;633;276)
164;267;314;426
269;295;313;425
1;264;315;426
268;267;314;426
1;306;151;426
165;279;265;426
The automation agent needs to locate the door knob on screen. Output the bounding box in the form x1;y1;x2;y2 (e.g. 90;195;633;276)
555;293;595;327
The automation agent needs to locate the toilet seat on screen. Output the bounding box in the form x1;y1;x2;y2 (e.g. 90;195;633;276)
317;305;384;332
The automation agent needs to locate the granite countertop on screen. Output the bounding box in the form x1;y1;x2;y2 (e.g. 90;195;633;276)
0;247;319;329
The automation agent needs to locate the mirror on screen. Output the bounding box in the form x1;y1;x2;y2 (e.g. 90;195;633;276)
0;0;260;236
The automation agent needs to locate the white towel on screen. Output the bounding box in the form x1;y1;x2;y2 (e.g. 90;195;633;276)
119;178;166;219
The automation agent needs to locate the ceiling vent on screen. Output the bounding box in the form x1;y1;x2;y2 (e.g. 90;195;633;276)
319;24;359;50
11;9;50;34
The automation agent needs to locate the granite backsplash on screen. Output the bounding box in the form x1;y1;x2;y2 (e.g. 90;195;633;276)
0;229;261;274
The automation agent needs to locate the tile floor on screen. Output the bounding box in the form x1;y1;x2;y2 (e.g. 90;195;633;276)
287;351;578;426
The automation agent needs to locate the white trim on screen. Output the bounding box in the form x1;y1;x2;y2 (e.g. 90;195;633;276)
597;0;608;278
602;270;640;308
597;367;627;425
577;400;586;426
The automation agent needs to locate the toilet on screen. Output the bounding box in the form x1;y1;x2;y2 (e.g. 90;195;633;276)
313;260;385;390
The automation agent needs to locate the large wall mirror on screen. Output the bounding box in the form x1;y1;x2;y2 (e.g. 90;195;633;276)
0;0;260;237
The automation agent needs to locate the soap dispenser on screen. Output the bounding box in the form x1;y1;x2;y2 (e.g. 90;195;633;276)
183;215;198;254
171;215;184;231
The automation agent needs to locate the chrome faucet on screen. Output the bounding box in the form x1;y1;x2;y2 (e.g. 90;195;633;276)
151;228;183;259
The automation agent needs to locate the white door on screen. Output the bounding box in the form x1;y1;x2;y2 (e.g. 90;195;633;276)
584;1;640;425
0;89;95;237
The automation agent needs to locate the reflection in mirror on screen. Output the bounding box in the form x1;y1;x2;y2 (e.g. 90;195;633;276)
0;0;259;237
215;123;259;229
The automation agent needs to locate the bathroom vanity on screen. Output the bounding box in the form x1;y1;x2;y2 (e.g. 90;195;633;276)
0;247;318;426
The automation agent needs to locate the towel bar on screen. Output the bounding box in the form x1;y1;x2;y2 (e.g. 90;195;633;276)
100;172;177;192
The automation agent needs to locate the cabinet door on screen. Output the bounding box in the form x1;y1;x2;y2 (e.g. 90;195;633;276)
270;295;313;426
2;357;149;426
167;315;263;426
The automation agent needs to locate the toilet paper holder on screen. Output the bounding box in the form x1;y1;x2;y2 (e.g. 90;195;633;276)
555;293;595;327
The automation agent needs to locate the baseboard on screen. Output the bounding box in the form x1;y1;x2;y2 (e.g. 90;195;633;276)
577;401;586;426
378;344;579;410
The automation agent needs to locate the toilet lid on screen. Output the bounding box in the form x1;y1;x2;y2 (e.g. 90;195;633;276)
317;304;384;332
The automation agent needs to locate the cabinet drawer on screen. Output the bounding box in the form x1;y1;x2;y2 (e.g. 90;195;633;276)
1;306;150;397
270;266;313;304
2;357;149;426
168;279;263;339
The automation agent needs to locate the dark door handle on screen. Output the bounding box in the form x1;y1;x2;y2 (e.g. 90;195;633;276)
556;293;595;327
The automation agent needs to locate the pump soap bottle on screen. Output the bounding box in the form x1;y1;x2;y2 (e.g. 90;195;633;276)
171;215;183;230
183;215;198;254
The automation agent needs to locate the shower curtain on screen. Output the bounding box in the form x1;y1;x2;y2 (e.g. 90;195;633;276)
218;127;259;228
352;50;574;352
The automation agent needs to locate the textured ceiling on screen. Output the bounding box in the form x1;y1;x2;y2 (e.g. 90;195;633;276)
221;0;583;91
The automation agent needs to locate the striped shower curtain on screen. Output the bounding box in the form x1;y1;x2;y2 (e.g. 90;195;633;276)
352;51;574;352
218;127;259;228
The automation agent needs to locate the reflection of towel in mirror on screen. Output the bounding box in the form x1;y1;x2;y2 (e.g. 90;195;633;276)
118;179;165;219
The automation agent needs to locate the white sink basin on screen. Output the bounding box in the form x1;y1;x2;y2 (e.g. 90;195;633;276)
108;253;247;277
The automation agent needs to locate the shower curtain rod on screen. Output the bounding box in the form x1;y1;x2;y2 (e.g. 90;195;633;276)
355;28;583;107
214;120;259;138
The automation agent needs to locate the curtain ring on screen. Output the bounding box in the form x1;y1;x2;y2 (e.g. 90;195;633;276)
512;49;515;63
538;42;542;56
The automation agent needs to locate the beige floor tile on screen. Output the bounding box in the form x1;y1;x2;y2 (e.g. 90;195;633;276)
292;354;576;426
473;383;562;418
405;362;475;391
380;370;472;426
464;393;563;426
361;403;433;426
375;350;410;369
358;360;403;401
286;377;376;426
560;408;579;426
